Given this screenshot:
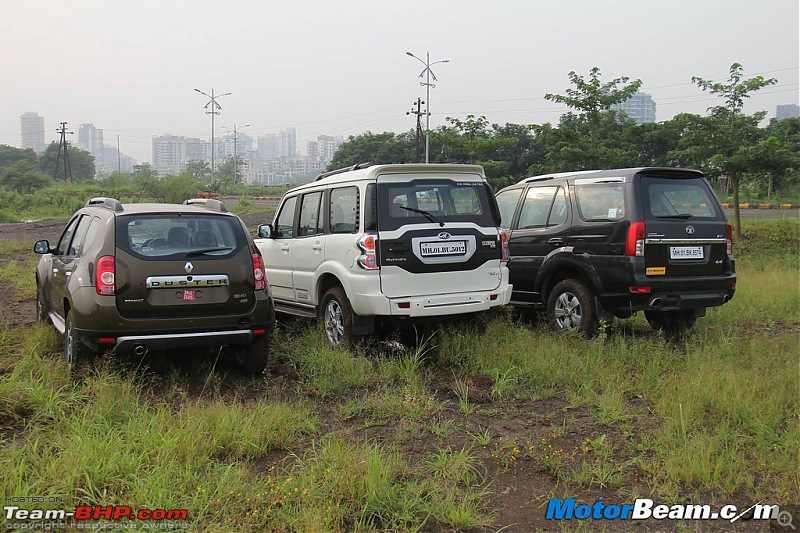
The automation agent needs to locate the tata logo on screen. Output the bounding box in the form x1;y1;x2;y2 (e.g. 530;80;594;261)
685;226;695;235
437;232;451;240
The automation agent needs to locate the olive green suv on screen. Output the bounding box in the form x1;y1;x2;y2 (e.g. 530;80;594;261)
34;197;275;373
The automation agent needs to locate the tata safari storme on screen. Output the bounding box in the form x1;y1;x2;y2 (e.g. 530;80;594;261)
496;167;736;336
256;163;512;346
34;197;275;373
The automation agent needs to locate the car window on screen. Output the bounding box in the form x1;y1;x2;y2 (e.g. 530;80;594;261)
519;187;557;228
81;217;101;255
548;187;568;226
68;215;92;256
298;192;322;237
496;189;522;229
330;187;358;234
643;178;719;219
450;187;483;215
575;184;626;222
116;215;243;258
56;216;82;256
274;196;297;239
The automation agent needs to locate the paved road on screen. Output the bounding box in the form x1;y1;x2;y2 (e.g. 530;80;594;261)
724;208;798;220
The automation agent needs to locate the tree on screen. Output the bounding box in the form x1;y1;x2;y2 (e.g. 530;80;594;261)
0;159;52;194
545;67;642;122
38;142;96;181
690;63;778;239
0;144;37;174
327;132;415;169
184;159;211;181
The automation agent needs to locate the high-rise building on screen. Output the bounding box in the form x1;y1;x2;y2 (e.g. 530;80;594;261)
152;134;209;176
20;112;46;153
776;104;800;119
613;92;657;125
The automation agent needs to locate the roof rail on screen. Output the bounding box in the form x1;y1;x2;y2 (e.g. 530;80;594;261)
521;176;555;184
315;162;373;181
183;198;228;212
85;197;123;212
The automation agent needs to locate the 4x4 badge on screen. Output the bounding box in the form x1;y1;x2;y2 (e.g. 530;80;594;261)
438;232;451;240
685;225;695;235
185;262;194;274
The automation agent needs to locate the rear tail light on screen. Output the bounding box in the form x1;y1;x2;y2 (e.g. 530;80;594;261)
95;256;115;295
726;222;733;255
500;230;510;262
357;234;379;270
629;286;651;293
626;221;646;257
252;253;266;291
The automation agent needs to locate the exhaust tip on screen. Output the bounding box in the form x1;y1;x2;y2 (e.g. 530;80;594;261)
649;297;662;308
133;345;147;356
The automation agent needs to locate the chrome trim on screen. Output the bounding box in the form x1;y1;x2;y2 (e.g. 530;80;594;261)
645;238;726;245
116;330;249;344
145;274;230;288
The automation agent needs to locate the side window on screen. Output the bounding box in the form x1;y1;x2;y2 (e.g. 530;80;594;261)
56;216;82;256
330;187;358;234
548;187;568;226
518;187;557;229
298;192;322;237
81;217;101;255
274;196;297;239
68;215;92;256
496;189;522;229
576;184;625;221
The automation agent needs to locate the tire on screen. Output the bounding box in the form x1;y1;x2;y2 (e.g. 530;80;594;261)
546;279;598;336
35;283;48;323
320;287;355;347
645;310;697;337
64;311;92;372
237;331;274;375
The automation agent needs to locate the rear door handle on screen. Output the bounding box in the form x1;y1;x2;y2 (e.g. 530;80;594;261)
548;238;564;246
312;243;323;251
280;245;290;252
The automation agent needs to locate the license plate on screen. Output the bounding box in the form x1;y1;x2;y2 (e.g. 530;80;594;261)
670;246;703;259
420;241;466;257
183;290;196;301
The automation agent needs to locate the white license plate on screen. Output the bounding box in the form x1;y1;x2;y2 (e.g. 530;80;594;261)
670;246;704;259
420;241;466;257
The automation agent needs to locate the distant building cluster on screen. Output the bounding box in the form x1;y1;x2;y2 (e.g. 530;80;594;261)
19;112;137;174
776;104;799;119
151;128;344;184
613;92;657;125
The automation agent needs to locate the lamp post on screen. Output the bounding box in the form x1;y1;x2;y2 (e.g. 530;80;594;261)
194;88;231;189
406;51;449;163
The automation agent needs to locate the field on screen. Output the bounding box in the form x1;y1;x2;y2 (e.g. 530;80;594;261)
0;213;797;532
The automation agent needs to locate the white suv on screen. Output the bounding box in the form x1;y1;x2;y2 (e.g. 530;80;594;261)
255;163;512;346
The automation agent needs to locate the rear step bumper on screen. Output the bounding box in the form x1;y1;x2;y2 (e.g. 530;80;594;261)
114;330;254;354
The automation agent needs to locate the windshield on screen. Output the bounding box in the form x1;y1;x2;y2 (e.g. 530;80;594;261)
378;179;498;231
116;214;244;259
642;177;722;220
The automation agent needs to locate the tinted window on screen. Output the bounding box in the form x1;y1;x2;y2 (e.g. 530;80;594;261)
81;217;101;255
56;216;81;256
575;184;626;222
330;187;358;234
274;196;297;238
518;187;557;228
379;179;496;231
643;177;720;219
298;192;322;237
68;215;91;256
116;215;243;258
549;187;568;226
496;189;522;229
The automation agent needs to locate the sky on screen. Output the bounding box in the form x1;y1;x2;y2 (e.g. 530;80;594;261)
0;0;798;164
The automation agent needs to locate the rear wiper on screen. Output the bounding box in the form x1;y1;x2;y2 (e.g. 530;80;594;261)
186;246;233;257
656;214;693;219
399;206;444;227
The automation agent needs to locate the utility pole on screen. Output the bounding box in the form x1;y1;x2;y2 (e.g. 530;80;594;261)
406;98;424;163
194;88;231;190
54;122;73;182
406;51;450;163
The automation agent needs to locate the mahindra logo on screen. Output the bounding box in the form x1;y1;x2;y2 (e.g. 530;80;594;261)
437;232;451;240
185;262;194;274
685;226;695;235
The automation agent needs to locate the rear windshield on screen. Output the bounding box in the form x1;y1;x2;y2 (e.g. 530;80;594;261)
378;179;499;231
642;176;722;220
116;214;245;259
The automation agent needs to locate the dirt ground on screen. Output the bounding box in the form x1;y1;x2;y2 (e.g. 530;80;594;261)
0;214;768;532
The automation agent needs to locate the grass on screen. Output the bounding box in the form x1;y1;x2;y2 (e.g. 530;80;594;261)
0;217;797;530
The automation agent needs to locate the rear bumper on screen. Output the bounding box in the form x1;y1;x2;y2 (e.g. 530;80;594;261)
350;285;512;318
113;329;257;354
598;274;736;313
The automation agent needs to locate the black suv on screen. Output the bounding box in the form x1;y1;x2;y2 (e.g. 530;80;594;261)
496;168;736;335
34;197;275;373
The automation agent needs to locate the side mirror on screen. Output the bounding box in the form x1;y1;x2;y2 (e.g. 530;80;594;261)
34;240;51;254
257;224;273;239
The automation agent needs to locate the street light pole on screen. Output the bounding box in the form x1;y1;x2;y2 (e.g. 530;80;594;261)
406;51;449;163
194;88;231;189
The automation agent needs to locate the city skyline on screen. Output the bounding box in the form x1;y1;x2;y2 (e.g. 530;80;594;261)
1;1;797;164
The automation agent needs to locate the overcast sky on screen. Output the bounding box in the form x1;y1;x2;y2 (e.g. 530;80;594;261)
1;0;798;164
